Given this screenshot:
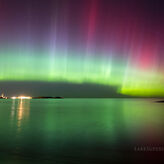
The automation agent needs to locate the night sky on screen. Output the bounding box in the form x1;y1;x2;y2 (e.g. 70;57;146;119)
0;0;164;97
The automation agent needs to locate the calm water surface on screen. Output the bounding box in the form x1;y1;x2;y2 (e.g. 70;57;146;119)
0;99;164;163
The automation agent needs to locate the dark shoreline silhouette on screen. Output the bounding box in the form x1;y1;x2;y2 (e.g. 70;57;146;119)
32;96;64;99
155;100;164;103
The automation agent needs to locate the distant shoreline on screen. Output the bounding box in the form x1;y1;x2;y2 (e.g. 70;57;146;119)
32;96;64;99
0;96;64;99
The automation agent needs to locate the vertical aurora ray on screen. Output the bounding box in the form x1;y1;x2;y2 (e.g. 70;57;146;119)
0;0;164;97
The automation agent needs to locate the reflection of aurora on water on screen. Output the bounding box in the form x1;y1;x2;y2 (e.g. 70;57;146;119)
0;0;164;97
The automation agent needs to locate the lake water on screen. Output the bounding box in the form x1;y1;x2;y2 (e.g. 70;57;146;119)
0;99;164;163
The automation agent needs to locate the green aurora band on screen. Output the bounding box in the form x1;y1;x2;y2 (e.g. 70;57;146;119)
0;49;164;97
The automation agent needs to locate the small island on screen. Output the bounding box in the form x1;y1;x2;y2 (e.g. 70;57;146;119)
32;96;64;99
155;100;164;103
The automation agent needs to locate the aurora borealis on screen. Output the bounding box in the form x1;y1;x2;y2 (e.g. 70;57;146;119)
0;0;164;97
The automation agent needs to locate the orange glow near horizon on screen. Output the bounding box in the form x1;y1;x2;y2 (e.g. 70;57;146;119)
11;96;32;99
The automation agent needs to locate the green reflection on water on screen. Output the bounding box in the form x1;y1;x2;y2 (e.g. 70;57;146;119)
0;99;163;163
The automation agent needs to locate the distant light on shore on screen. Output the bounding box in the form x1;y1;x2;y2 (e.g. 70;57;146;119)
11;96;32;99
11;97;17;99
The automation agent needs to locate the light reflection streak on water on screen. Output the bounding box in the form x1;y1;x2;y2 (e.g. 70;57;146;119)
11;99;16;122
17;99;23;130
11;99;30;135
